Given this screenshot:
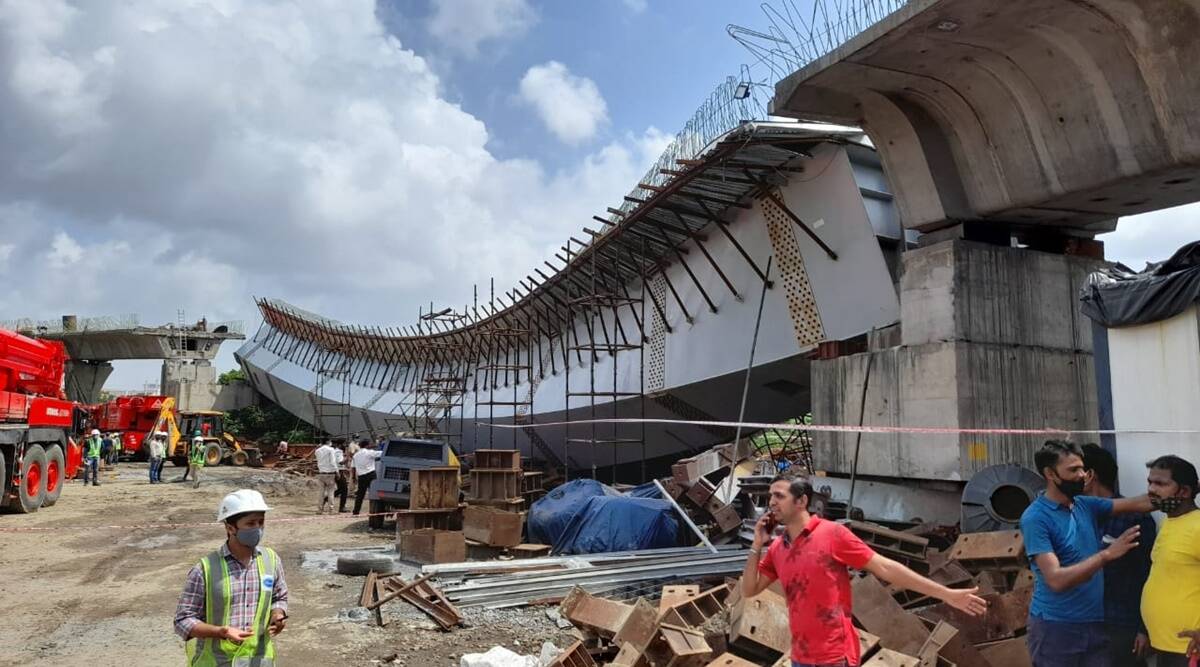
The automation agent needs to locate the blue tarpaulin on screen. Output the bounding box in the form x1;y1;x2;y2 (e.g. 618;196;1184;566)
551;495;679;555
625;482;662;499
526;479;620;546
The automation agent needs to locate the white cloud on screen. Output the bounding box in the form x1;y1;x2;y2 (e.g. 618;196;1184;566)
0;0;656;389
622;0;649;14
519;61;609;145
426;0;536;58
1102;203;1200;269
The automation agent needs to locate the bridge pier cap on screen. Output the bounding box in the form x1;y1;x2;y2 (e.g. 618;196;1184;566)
770;0;1200;235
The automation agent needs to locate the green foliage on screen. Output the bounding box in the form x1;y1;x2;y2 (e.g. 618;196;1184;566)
224;400;314;445
217;369;247;385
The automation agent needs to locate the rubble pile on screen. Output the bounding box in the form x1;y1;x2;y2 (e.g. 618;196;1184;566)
544;527;1032;667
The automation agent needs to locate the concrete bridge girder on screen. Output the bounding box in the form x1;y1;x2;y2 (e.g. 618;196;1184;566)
772;0;1200;233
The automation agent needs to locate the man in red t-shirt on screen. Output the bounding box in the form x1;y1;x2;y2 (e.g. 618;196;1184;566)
742;476;988;666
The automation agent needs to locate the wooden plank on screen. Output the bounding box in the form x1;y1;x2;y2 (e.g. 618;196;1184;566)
366;573;431;611
408;467;460;510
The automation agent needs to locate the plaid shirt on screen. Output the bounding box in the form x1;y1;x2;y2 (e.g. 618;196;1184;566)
174;543;288;640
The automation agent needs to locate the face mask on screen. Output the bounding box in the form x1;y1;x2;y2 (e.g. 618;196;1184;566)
235;527;264;548
1151;494;1186;513
1055;477;1086;499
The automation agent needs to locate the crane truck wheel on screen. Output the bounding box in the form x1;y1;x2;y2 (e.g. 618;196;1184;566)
41;445;65;507
203;443;223;466
231;450;248;466
17;445;47;513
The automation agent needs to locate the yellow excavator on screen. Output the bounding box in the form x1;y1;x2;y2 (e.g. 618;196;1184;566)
147;398;262;467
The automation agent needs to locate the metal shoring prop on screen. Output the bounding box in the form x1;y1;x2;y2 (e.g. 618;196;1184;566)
719;256;773;500
847;339;877;519
653;479;718;554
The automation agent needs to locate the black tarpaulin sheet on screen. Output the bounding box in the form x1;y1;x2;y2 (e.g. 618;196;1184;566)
1080;241;1200;328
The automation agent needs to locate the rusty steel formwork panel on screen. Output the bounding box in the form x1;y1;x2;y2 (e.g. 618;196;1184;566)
408;467;460;510
977;637;1032;667
916;620;991;667
914;588;1032;644
475;449;521;470
644;623;712;667
850;575;930;657
658;585;700;616
613;598;660;655
560;587;635;639
728;590;790;660
862;648;919;667
847;521;930;573
546;641;598;667
469;469;521;502
947;530;1026;572
394;508;461;534
397;529;466;565
703;654;760;667
660;584;729;628
462;505;523;547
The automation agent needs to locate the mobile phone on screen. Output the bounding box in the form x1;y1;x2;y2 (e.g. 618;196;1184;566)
763;511;778;534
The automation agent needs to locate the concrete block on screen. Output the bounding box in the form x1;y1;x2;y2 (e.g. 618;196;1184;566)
397;529;465;564
899;241;1101;351
812;340;1097;480
463;505;523;547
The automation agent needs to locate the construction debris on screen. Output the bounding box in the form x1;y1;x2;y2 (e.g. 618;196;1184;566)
359;570;464;630
488;522;1034;667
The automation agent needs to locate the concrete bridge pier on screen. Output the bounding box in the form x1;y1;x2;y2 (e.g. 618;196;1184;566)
64;360;114;404
811;237;1104;489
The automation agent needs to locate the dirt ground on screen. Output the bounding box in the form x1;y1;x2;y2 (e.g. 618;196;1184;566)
0;463;574;667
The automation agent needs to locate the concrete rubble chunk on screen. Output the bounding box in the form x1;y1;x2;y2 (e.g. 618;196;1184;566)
459;646;539;667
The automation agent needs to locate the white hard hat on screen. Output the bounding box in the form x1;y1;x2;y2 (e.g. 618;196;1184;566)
155;431;168;437
91;429;100;435
216;489;272;523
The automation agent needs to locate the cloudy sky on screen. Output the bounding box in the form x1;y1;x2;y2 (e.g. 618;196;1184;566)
0;0;1194;389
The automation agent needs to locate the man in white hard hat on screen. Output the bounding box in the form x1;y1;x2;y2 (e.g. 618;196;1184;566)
148;431;167;484
174;489;288;665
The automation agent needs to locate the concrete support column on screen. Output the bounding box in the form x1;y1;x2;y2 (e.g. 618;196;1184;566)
64;360;114;404
812;240;1103;482
161;359;220;412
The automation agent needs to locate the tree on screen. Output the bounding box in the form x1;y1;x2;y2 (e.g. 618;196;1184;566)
218;369;247;385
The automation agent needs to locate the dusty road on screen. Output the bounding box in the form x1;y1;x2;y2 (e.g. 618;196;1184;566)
0;463;570;667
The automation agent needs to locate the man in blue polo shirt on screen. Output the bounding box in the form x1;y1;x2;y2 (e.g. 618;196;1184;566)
1021;440;1154;667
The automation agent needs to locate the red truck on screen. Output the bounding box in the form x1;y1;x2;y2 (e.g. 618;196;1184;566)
0;328;84;513
92;394;171;458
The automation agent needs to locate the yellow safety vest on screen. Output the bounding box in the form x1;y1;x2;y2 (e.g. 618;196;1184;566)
190;441;207;467
185;547;279;667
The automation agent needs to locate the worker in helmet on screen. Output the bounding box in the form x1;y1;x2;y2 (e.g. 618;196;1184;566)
174;489;288;665
84;428;102;486
148;432;167;484
187;430;206;489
